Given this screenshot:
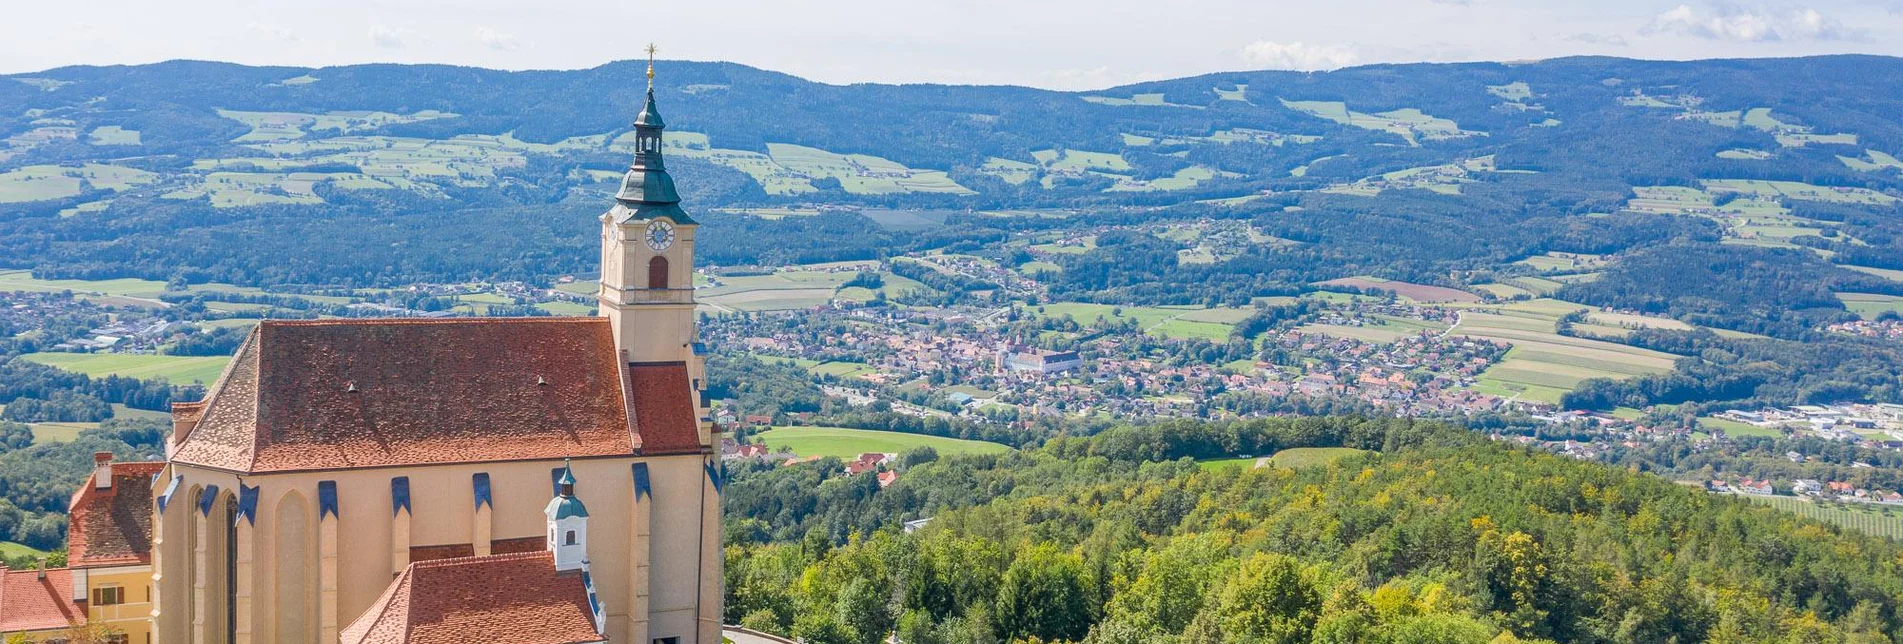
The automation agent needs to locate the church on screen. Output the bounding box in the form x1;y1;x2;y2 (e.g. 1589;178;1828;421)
1;60;722;644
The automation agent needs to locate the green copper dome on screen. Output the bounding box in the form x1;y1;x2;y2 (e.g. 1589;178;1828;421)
546;494;589;520
546;459;588;519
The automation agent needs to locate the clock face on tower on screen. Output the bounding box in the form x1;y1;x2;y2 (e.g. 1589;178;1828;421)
645;220;675;251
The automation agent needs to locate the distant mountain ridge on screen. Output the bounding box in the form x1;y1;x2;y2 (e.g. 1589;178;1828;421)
2;55;1901;289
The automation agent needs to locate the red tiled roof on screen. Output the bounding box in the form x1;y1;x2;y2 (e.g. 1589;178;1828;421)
625;361;702;455
0;566;83;633
66;461;163;568
340;551;603;644
172;318;699;473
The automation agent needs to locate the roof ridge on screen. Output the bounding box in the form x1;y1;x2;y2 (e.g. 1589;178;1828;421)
414;550;552;569
258;316;605;328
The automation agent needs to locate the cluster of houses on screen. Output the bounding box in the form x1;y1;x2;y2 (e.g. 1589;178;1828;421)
718;439;902;487
1271;320;1513;415
50;318;176;353
706;295;1549;427
1705;477;1903;504
1825;319;1903;341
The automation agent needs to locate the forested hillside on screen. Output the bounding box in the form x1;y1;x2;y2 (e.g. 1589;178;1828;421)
6;56;1903;412
725;417;1903;644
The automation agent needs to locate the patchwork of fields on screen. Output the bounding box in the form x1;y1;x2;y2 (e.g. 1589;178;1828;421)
1448;299;1680;404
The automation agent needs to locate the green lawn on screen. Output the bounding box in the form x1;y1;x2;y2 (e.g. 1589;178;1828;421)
0;541;52;563
1838;293;1903;320
28;421;94;444
20;352;231;385
809;361;877;380
753;426;1011;460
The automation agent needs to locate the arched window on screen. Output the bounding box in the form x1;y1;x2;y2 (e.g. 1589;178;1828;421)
565;530;578;546
648;256;669;289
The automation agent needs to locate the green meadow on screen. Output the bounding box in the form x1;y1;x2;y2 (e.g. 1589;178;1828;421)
753;426;1011;460
20;352;231;385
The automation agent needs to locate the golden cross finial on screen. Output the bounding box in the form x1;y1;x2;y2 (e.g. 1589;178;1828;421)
645;43;657;90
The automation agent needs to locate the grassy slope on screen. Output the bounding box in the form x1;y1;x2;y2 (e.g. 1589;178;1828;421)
754;426;1010;459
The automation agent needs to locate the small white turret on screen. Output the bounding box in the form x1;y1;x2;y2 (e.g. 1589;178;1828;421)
544;459;590;572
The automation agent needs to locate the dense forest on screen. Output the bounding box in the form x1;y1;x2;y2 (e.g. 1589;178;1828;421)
724;416;1903;644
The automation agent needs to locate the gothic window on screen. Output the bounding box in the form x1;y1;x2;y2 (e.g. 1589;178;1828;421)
648;256;669;289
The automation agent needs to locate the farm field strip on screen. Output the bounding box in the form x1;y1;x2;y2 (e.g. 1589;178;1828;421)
753;426;1011;460
19;352;232;384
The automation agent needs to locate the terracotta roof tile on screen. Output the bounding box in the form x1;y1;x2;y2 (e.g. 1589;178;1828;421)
172;317;682;473
0;566;84;633
66;462;163;568
626;361;702;455
340;551;602;644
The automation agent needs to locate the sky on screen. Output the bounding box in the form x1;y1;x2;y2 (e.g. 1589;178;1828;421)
5;0;1901;90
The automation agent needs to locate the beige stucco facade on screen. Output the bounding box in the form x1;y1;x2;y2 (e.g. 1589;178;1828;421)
150;451;721;644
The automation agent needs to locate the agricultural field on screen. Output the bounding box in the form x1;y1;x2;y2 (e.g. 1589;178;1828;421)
979;158;1038;185
87;125;141;145
699;269;861;312
1032;149;1131;173
1107;165;1218;192
1279;99;1482;145
1740;495;1903;540
0;163;159;202
765;144;975;195
1839;149;1903;172
1717;148;1773;160
19;352;231;385
1079;92;1196;108
1846;265;1903;283
1031;302;1252;339
1626;186;1713;214
1323;162;1473;196
1838;293;1903;319
164;171;396;207
1705;179;1898;205
1450;299;1679;404
216;108;458;142
809;361;877;380
752;426;1011;460
1315;277;1481;303
1699;416;1783;438
28;421;92;444
1515;252;1605;273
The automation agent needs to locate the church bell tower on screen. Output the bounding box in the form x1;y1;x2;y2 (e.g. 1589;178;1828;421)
599;47;708;425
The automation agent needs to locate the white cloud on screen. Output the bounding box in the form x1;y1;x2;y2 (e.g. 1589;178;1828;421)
246;22;298;42
1643;4;1855;41
475;27;520;51
1237;41;1359;71
1564;32;1630;46
370;25;410;49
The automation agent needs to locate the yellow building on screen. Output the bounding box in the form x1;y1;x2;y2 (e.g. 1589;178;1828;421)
4;62;721;644
0;452;160;643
